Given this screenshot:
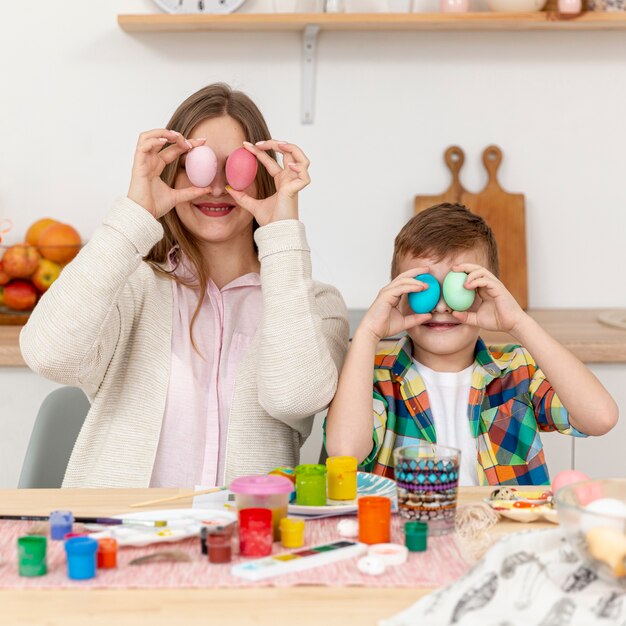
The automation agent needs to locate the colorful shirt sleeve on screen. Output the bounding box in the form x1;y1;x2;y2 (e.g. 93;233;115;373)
527;357;588;438
360;387;389;471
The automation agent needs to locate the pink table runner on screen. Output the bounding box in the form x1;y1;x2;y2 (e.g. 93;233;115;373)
0;516;470;589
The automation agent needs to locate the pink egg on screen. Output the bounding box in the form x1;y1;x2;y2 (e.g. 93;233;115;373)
225;147;258;191
551;469;590;494
185;146;217;188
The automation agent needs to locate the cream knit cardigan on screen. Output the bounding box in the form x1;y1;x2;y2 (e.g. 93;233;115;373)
20;198;349;488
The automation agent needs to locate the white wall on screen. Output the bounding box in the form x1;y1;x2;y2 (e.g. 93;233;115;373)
1;0;625;487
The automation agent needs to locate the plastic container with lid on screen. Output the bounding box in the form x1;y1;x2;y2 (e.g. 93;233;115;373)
65;536;98;580
230;474;293;541
295;464;327;507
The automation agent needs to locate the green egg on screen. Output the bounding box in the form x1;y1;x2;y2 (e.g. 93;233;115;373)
442;272;475;312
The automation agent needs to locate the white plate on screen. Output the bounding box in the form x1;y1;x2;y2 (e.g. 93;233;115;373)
288;472;397;516
85;508;236;547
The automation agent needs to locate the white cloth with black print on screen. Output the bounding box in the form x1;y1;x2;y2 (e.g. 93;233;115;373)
381;528;625;626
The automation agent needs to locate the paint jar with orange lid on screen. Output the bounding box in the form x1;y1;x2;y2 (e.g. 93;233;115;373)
358;496;391;545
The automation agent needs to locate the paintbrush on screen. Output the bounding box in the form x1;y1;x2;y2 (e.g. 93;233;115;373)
129;486;228;508
0;515;167;527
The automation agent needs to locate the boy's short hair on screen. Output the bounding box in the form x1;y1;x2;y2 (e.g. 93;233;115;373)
391;203;500;278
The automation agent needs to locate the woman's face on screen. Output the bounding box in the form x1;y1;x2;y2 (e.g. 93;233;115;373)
174;115;258;246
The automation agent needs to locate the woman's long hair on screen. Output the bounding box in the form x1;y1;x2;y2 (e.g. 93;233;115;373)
145;83;277;350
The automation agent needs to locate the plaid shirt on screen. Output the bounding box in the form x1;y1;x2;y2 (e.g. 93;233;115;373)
361;336;587;486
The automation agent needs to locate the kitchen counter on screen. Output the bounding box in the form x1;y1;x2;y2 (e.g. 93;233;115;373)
2;309;626;367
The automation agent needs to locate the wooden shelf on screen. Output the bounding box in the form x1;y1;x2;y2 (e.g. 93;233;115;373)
4;309;626;366
118;12;626;33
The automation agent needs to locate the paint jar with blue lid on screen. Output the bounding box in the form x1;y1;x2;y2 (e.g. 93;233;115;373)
65;536;98;580
17;536;47;577
50;510;74;540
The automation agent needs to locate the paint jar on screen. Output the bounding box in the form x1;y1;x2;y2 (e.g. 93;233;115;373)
358;496;391;545
238;508;273;557
97;538;118;569
207;526;234;564
17;536;47;577
230;474;293;541
404;521;428;552
326;456;358;503
280;517;305;548
50;510;74;540
295;464;327;507
64;532;88;540
65;537;98;580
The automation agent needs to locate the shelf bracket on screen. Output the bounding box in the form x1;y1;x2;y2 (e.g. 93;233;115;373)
301;24;320;125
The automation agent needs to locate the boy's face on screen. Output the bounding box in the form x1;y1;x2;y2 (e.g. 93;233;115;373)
396;247;488;371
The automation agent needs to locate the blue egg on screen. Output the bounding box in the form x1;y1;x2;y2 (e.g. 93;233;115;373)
407;274;440;314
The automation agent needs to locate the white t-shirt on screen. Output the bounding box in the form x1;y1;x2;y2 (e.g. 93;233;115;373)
414;361;479;486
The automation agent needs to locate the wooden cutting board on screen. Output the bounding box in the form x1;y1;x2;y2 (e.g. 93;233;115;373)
414;145;528;310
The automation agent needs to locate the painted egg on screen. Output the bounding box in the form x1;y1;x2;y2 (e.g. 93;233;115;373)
442;271;475;312
407;274;440;314
185;146;217;188
225;147;258;191
551;469;590;494
337;519;359;538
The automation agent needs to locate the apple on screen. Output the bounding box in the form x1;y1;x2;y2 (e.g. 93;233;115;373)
0;261;10;286
2;244;41;279
3;280;38;311
38;223;81;264
32;258;61;292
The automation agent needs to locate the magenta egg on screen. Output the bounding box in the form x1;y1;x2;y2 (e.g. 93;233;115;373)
185;146;217;188
225;147;258;191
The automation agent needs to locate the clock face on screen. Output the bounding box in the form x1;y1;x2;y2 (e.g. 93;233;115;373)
153;0;246;14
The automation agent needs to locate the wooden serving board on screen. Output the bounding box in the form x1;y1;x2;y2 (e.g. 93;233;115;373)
0;308;30;326
414;145;528;310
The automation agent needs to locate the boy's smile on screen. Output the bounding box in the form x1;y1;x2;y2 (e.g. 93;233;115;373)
396;247;490;372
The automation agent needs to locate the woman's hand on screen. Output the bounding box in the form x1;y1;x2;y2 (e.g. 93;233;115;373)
451;263;527;335
226;140;310;226
128;129;210;219
357;268;433;343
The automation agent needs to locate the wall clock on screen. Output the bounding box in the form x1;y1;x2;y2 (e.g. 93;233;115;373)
153;0;246;14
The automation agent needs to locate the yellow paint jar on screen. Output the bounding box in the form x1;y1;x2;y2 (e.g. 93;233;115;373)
280;517;305;549
326;456;358;504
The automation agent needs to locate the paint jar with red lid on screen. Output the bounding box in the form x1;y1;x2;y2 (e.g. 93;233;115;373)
238;508;273;557
207;525;234;564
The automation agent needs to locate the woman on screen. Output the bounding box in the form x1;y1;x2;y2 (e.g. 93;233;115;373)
21;83;349;488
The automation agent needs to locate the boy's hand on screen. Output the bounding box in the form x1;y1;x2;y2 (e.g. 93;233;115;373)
357;268;432;342
451;263;526;334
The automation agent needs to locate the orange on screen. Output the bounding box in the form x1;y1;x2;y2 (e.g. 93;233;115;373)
25;218;58;247
38;223;81;264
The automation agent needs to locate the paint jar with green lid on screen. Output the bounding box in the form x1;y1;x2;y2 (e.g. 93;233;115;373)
404;521;428;552
17;536;47;577
295;464;327;506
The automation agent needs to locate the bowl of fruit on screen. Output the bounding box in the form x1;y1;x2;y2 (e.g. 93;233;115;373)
0;218;82;322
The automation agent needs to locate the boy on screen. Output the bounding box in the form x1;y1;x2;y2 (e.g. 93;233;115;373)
325;203;618;485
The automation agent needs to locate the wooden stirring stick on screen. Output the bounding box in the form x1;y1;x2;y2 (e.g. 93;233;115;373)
129;487;228;508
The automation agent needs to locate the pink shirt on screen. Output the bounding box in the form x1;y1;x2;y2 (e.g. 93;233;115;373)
150;253;262;488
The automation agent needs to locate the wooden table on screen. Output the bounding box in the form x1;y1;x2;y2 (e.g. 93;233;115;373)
0;487;554;626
